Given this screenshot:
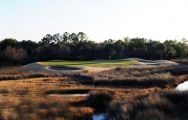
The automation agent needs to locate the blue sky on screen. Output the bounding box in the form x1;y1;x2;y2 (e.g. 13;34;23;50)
0;0;188;41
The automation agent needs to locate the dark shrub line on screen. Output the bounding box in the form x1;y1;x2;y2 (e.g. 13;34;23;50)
91;79;174;88
0;73;51;81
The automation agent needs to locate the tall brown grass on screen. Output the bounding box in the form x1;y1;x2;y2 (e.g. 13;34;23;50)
0;65;187;119
107;91;188;120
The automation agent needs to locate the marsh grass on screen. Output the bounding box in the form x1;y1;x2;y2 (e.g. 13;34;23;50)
71;68;176;89
107;91;188;120
0;65;187;120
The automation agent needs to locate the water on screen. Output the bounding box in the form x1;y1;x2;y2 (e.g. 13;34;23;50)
92;114;105;120
48;93;89;97
176;81;188;91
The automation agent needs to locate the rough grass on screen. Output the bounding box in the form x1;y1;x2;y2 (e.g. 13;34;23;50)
39;59;138;67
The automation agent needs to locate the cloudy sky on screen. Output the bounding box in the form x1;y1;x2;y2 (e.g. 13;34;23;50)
0;0;187;41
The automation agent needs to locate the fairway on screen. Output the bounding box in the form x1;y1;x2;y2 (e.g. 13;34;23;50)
39;60;138;68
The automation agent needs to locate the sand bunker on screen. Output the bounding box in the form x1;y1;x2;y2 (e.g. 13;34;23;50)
22;63;83;74
22;63;114;74
125;58;178;67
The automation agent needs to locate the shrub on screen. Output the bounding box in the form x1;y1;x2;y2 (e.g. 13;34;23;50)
87;91;113;111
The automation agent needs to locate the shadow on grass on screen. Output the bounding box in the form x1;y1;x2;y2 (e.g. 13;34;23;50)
70;74;174;88
45;89;90;95
91;79;173;88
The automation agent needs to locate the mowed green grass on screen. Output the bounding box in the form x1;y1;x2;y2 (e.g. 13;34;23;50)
39;60;138;67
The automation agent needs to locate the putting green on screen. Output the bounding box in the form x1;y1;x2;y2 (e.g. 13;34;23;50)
38;60;138;68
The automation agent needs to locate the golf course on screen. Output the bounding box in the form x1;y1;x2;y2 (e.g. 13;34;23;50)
22;58;178;74
1;0;188;119
0;58;187;120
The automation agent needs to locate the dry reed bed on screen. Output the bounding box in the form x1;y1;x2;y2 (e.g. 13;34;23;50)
107;91;188;120
0;76;164;119
0;65;187;119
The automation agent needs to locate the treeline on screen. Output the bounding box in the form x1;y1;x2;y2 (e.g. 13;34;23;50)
0;32;188;65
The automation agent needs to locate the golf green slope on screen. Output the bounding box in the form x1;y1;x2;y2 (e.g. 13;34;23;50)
39;60;138;68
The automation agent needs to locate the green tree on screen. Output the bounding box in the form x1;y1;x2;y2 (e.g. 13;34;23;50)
0;38;17;50
62;32;70;43
77;32;88;41
40;34;54;46
157;43;167;59
114;40;125;58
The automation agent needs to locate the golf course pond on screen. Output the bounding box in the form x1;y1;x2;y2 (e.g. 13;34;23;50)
92;113;105;120
176;81;188;91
